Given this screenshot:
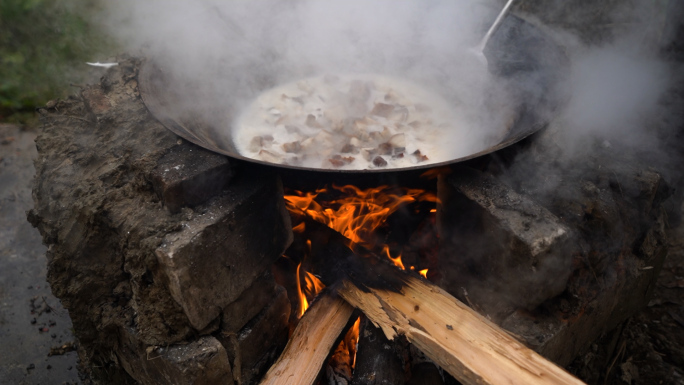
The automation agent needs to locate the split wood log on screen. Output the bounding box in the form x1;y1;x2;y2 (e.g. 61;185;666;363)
287;211;585;385
259;292;354;385
337;276;586;385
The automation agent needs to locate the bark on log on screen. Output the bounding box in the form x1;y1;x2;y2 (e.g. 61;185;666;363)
337;277;586;385
259;292;354;385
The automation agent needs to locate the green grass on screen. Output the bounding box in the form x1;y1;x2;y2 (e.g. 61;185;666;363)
0;0;112;124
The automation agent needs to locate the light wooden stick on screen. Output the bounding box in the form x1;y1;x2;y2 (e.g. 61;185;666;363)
259;292;354;385
337;276;586;385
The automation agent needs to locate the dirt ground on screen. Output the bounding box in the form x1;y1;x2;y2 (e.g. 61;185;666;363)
0;124;81;385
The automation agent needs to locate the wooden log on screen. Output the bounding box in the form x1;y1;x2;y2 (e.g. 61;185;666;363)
287;210;585;385
259;292;354;385
337;276;586;385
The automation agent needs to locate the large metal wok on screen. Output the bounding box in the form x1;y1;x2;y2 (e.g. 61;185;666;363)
139;13;567;173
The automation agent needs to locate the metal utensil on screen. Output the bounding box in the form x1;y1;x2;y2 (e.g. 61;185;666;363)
472;0;516;66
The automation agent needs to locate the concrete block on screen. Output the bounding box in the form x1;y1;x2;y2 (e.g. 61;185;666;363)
155;176;292;330
150;142;235;213
438;167;578;320
501;240;667;366
221;270;278;334
118;329;234;385
220;285;291;385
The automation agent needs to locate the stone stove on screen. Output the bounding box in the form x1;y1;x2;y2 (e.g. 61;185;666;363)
28;59;671;384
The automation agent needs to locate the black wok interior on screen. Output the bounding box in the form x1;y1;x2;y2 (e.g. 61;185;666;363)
139;13;568;174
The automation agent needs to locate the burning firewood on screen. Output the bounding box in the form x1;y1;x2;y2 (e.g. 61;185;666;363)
259;292;354;385
283;214;585;385
337;277;585;385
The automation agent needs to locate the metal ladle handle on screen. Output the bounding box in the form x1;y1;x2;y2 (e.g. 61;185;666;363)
476;0;516;54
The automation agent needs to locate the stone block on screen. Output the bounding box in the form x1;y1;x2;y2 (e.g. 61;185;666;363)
155;176;293;330
438;167;578;320
150;142;235;213
501;241;667;367
221;270;278;334
220;285;291;385
118;328;234;385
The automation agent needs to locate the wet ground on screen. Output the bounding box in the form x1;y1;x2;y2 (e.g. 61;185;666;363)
0;124;81;385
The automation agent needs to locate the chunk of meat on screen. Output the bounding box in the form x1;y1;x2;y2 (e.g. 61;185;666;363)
377;142;392;155
306;114;323;128
372;156;388;167
412;150;429;162
328;155;355;168
370;103;395;118
282;141;302;153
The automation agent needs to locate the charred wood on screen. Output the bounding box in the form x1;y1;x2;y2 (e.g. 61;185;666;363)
406;363;443;385
351;316;406;385
291;208;585;385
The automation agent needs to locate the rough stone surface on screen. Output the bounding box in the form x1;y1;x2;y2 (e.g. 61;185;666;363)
221;270;279;334
455;123;672;367
118;330;234;385
155;176;292;330
219;285;291;385
150;142;234;213
29;58;292;383
438;166;579;320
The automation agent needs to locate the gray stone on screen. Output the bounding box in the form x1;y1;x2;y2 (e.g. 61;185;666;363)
501;233;667;367
220;285;291;385
150;142;235;213
221;270;279;334
438;167;578;320
155;176;293;330
118;328;234;385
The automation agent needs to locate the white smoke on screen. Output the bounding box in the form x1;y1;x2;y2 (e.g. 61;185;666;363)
100;0;515;157
98;0;681;170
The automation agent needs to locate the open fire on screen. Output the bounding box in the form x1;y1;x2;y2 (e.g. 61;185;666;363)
282;184;439;382
284;184;439;266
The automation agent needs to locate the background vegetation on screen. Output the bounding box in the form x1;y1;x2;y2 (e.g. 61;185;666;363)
0;0;112;124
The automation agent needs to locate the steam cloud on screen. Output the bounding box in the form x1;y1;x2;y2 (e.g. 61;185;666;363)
100;0;521;158
99;0;681;170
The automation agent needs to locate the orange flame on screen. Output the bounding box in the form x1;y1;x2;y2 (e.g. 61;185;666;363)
419;269;428;279
296;262;326;318
348;316;361;369
295;263;308;318
382;245;405;270
285;185;437;269
292;222;306;233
